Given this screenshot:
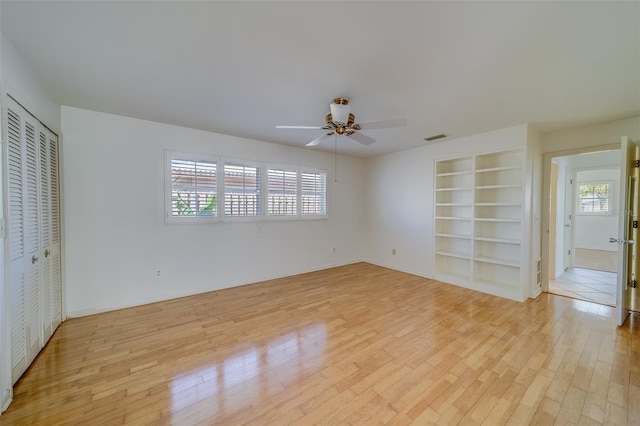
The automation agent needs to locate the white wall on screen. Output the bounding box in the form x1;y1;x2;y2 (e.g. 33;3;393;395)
542;116;640;154
365;124;529;278
574;168;619;251
61;107;365;316
0;35;60;132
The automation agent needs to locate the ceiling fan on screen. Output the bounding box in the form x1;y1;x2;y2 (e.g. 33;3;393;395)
276;98;407;147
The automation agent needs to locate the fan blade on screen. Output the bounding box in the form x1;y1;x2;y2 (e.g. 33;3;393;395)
306;133;333;147
353;118;407;131
348;132;376;145
276;125;323;129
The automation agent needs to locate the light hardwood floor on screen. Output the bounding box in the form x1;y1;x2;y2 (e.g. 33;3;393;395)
1;263;639;425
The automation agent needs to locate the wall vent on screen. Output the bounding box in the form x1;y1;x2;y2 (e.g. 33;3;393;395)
424;134;447;142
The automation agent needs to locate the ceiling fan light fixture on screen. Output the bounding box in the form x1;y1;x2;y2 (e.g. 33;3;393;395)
330;101;351;125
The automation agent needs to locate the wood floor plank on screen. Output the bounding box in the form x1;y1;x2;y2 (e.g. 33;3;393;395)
1;263;639;425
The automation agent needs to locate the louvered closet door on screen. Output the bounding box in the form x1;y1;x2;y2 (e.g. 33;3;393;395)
49;132;62;330
6;96;41;382
40;127;61;335
39;128;52;341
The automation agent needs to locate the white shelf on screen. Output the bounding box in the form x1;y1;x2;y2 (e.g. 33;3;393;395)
475;184;521;190
436;187;473;192
435;216;472;221
435;148;525;302
436;251;471;260
474;236;520;244
474;256;519;268
476;165;521;173
436;233;472;240
436;171;473;177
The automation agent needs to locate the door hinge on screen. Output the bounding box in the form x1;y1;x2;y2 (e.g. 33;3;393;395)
634;160;640;168
0;217;5;239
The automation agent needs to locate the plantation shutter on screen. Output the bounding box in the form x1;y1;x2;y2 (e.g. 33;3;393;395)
267;168;297;216
224;162;261;217
301;171;327;216
170;157;217;218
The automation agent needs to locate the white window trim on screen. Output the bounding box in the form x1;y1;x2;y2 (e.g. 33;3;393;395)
266;164;300;220
299;167;329;219
576;180;614;216
222;158;263;222
165;150;221;224
165;151;328;224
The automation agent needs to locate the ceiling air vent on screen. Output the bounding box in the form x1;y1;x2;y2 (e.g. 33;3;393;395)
424;134;447;142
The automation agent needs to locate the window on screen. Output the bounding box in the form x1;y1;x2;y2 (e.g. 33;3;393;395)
169;154;217;220
578;183;610;213
224;162;261;217
301;171;327;216
166;151;327;222
267;168;297;216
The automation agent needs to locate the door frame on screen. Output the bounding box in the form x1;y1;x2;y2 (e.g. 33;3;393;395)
541;143;619;293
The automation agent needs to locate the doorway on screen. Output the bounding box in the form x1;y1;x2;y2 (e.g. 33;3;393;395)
547;149;620;306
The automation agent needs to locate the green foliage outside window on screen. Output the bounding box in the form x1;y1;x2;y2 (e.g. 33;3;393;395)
578;183;609;213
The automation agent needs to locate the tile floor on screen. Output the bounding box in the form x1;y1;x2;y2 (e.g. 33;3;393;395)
548;267;617;306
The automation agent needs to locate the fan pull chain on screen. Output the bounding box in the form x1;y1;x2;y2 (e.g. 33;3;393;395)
334;134;338;183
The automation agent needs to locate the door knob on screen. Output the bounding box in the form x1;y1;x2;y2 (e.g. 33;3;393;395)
610;238;635;245
44;249;50;258
31;255;38;264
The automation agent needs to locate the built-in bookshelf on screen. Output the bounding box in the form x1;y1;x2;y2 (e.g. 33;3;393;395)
434;148;525;301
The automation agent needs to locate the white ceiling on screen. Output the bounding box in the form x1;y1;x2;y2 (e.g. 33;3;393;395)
2;1;639;158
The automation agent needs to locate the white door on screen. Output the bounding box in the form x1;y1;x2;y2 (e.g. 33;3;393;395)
616;136;638;326
563;168;573;269
44;132;62;332
23;107;42;367
5;96;61;384
6;96;41;381
38;126;63;340
39;128;52;341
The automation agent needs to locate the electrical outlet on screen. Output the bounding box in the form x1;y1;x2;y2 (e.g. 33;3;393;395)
333;247;336;253
392;248;397;255
156;270;161;277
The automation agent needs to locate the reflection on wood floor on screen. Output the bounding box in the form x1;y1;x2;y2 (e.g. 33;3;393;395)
1;262;639;424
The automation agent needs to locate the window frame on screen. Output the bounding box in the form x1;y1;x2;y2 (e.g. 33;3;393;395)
166;151;221;224
576;181;613;216
165;151;328;224
299;168;328;219
266;165;300;220
222;159;262;221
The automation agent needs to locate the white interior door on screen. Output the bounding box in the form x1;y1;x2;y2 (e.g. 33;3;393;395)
563;168;573;269
616;136;637;325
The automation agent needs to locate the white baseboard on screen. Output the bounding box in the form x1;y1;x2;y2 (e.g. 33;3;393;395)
363;259;434;280
67;258;365;318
